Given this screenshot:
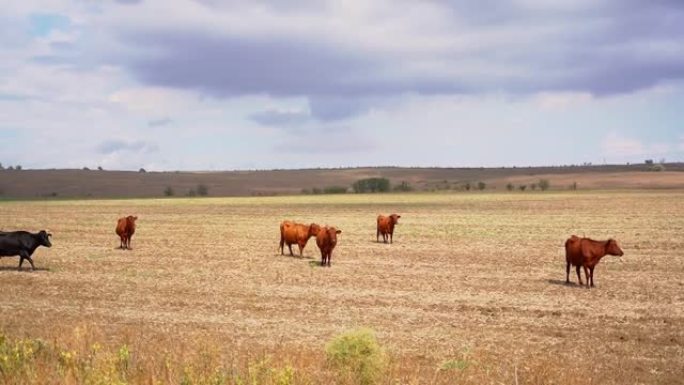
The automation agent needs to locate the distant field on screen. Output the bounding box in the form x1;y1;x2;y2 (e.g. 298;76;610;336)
1;192;683;384
1;164;683;199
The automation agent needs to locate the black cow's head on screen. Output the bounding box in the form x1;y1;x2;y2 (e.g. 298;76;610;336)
38;230;52;247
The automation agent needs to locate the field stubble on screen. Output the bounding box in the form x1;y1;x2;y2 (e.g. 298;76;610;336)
1;192;683;384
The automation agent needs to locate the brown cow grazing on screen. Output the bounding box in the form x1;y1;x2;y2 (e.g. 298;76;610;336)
565;235;624;287
377;214;401;243
279;221;321;257
116;216;138;250
316;226;341;267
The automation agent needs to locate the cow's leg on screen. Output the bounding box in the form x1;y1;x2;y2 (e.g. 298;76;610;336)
26;257;36;271
320;249;326;266
127;237;133;250
575;265;583;285
18;256;24;271
298;244;304;258
376;229;380;243
583;266;590;287
288;244;294;256
566;262;571;284
279;236;285;255
589;267;595;287
119;237;124;249
327;252;332;267
390;232;393;244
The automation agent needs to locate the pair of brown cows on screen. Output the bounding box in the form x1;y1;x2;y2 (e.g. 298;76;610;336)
376;214;400;243
564;235;624;287
280;221;341;266
115;216;138;250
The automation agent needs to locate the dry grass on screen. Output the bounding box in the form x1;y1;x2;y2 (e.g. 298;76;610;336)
1;191;683;384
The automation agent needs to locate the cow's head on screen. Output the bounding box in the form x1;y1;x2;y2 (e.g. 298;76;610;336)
390;214;401;225
127;216;138;224
38;230;52;248
327;227;342;246
309;223;322;237
606;239;624;257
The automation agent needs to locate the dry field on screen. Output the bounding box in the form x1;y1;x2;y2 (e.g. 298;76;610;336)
1;191;683;384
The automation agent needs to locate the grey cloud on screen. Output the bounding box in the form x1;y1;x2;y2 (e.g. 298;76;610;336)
249;110;311;126
148;117;173;127
97;140;159;155
107;0;684;119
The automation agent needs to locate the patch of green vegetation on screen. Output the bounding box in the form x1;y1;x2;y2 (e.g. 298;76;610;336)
325;328;386;385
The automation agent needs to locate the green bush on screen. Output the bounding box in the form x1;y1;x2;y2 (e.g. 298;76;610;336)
506;183;514;191
518;184;527;191
352;178;390;193
323;186;348;194
538;179;550;191
164;186;175;197
325;328;386;385
477;181;486;191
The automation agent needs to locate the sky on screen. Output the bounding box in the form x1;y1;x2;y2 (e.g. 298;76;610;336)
1;0;683;171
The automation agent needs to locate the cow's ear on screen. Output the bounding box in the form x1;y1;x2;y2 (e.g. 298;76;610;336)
336;230;342;234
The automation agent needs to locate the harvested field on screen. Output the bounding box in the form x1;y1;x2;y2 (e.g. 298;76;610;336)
1;191;683;384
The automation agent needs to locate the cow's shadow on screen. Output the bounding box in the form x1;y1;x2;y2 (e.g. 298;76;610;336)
547;279;585;288
0;266;51;272
276;253;315;260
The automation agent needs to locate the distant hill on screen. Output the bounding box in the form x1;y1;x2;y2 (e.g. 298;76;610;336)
0;164;683;199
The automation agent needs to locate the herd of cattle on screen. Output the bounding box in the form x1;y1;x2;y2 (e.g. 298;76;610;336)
0;213;624;287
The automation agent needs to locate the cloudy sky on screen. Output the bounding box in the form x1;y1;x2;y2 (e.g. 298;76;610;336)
1;0;682;170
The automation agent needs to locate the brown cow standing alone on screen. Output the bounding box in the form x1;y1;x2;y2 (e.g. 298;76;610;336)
565;235;624;287
316;226;341;267
377;214;401;243
279;221;321;257
116;216;138;250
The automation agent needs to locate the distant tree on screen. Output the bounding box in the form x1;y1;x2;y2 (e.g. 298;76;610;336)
7;166;14;170
97;166;104;171
15;165;22;171
352;178;390;193
506;183;514;191
538;179;550;191
312;187;323;194
477;181;486;191
164;186;174;197
83;167;90;171
518;184;527;191
197;184;209;196
393;181;413;192
323;186;348;194
644;159;654;165
138;168;147;173
464;182;471;191
650;164;666;172
530;183;537;191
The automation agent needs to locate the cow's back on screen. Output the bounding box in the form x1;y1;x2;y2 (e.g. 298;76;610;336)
565;235;583;265
377;215;389;232
116;218;127;236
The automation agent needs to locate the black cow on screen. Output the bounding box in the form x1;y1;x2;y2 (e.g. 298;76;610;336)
0;230;52;271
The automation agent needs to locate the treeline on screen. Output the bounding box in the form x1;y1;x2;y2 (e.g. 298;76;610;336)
303;177;413;195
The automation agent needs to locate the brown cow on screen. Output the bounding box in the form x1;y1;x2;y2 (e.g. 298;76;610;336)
279;221;321;257
316;226;341;267
116;216;138;250
376;214;401;243
565;235;624;287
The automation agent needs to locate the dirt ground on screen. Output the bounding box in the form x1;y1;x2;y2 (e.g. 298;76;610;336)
1;192;683;384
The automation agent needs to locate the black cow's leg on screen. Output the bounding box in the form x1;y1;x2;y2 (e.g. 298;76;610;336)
27;257;36;271
18;256;24;270
566;262;571;284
